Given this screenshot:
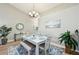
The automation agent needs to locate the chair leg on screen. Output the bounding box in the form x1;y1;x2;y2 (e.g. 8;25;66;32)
28;50;30;55
45;48;47;55
45;40;51;55
45;40;48;55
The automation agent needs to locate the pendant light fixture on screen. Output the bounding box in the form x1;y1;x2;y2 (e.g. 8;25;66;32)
29;3;39;18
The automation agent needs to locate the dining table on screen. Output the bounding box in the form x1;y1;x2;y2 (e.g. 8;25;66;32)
22;34;48;55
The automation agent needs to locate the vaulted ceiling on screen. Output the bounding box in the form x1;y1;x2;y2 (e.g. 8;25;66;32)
10;3;79;16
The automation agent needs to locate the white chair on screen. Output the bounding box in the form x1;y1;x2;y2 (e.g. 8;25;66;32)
8;41;35;55
47;36;65;55
20;41;36;55
39;38;50;55
20;42;32;55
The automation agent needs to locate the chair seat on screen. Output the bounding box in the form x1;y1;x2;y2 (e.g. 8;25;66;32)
23;40;35;48
40;43;45;48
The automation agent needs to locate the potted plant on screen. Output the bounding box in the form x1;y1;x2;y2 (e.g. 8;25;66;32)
0;25;12;45
58;30;78;54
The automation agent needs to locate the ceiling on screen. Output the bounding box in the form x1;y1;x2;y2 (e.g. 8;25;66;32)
10;3;60;14
10;3;79;15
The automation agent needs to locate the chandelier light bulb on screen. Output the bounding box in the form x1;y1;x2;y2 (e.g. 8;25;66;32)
36;13;39;16
33;11;36;14
29;12;32;15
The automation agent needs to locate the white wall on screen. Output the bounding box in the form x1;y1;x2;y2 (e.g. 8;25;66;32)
39;5;79;36
38;5;79;45
0;4;33;41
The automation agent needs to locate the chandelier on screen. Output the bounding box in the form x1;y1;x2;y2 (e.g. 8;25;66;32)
29;4;39;18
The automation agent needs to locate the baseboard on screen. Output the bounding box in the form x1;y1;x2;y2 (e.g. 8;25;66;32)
50;42;65;49
50;42;79;54
7;40;14;43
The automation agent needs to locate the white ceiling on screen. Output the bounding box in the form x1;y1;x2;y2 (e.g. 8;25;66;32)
10;3;60;14
10;3;79;15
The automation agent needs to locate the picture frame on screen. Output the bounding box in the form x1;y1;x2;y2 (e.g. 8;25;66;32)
16;23;24;30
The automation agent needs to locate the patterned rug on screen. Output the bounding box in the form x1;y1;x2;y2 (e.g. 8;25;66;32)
8;44;64;55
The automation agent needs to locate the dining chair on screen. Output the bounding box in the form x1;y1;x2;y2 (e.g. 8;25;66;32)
39;37;50;55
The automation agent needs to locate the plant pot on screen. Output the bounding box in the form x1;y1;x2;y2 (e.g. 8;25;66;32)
65;45;72;54
65;45;79;55
1;37;8;45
